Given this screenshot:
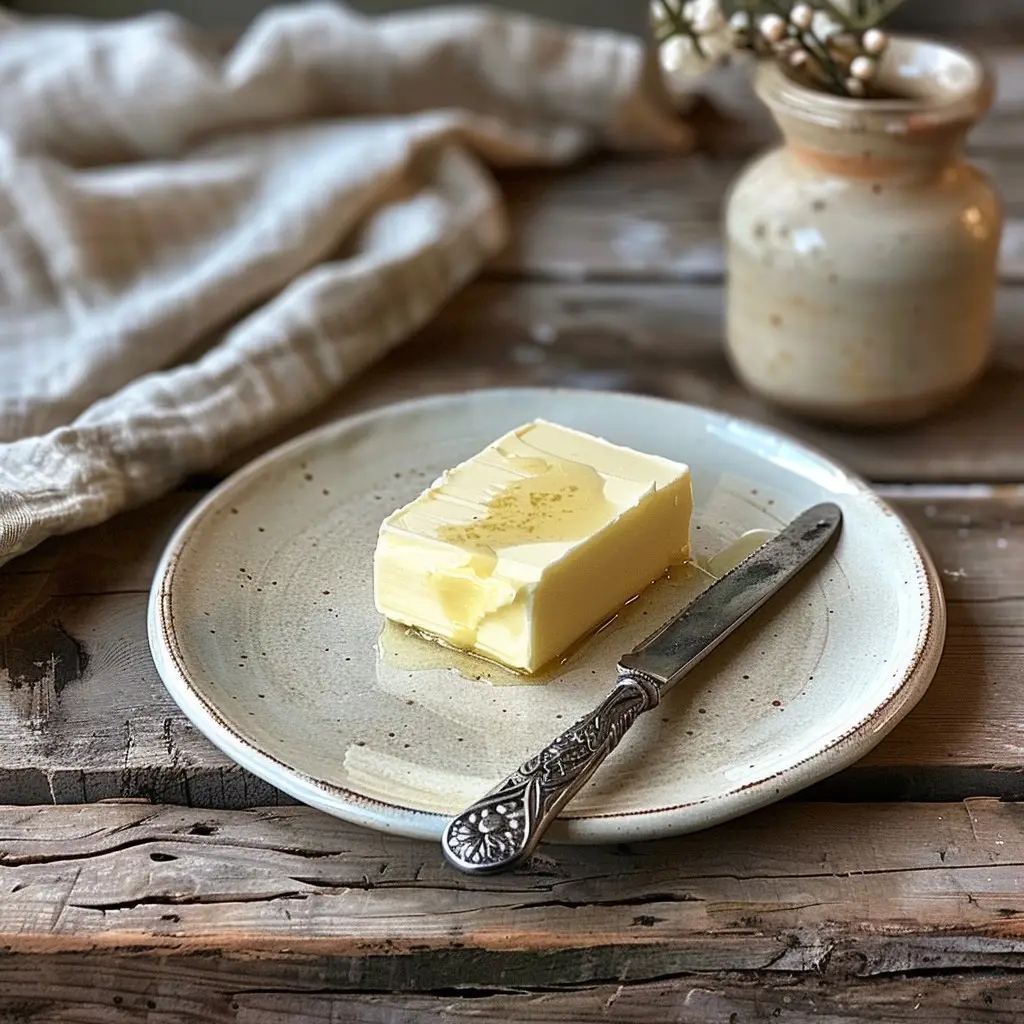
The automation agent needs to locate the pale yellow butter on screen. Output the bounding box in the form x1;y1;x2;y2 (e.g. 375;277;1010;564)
373;420;692;673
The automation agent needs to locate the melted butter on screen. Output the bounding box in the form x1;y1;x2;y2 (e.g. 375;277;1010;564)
377;525;771;689
378;620;553;686
435;452;619;550
377;560;716;688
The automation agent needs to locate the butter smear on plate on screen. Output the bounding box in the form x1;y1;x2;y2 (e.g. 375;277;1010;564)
373;420;692;673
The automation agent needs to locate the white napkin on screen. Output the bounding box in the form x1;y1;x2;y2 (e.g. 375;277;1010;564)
0;1;690;567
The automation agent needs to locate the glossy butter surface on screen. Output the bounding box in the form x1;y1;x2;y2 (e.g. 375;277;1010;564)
373;420;692;672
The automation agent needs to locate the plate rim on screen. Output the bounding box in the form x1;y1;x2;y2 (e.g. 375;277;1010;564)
147;387;947;842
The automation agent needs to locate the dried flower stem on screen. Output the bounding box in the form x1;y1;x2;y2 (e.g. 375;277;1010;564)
820;0;904;29
759;0;846;93
655;0;705;57
870;0;908;24
817;0;855;30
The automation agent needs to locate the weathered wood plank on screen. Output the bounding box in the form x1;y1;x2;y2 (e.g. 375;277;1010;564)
2;492;1024;807
226;280;1024;484
1;965;1021;1024
491;156;1024;283
1;967;1020;1024
1;799;1024;998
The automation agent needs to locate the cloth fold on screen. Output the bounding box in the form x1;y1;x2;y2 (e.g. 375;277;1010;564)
0;1;690;567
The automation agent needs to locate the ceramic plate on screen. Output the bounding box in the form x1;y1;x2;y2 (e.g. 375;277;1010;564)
148;389;945;843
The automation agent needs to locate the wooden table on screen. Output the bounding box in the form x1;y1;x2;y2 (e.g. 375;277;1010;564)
5;45;1024;1022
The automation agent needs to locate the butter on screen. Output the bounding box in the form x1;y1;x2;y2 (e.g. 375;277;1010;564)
373;420;693;673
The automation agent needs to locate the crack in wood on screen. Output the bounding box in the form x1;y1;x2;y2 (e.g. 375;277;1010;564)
227;983;534;999
744;901;832;916
48;864;82;934
0;833;201;867
121;720;135;773
966;803;984;844
69;891;310;913
510;893;707;911
0;833;382;867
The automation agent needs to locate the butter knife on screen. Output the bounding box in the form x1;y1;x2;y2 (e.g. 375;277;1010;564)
441;501;842;874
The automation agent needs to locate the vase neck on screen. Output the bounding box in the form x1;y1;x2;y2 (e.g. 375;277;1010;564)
753;36;991;186
779;120;963;185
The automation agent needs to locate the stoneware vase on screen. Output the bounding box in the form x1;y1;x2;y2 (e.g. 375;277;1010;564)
725;36;1002;426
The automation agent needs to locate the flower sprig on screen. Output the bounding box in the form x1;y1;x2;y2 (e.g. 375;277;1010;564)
651;1;908;98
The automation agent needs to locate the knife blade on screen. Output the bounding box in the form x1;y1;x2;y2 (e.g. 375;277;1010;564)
440;502;842;875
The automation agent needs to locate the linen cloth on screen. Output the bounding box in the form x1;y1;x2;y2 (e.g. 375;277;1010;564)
0;1;690;567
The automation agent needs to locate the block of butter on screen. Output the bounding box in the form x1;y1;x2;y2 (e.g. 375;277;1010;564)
373;420;692;673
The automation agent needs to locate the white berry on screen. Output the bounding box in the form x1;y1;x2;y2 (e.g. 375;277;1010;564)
729;10;750;32
790;3;814;30
660;34;691;73
845;76;866;97
789;48;809;67
688;0;725;33
851;55;876;81
760;14;787;43
862;28;887;55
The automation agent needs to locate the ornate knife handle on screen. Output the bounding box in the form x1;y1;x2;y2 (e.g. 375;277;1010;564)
441;670;661;874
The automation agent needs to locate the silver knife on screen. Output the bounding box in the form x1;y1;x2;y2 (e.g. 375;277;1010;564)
441;501;842;874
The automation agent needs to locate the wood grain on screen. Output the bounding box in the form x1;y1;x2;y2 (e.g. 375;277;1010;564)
375;281;1024;483
211;110;1024;483
197;276;1024;485
1;798;1023;1016
1;966;1021;1024
1;491;1023;807
490;155;1024;284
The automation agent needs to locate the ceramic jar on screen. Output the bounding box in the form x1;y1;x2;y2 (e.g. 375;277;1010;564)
725;37;1002;425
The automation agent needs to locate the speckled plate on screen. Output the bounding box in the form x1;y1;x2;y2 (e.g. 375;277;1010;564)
148;388;945;844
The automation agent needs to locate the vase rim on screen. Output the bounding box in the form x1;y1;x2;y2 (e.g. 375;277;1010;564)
754;34;994;135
